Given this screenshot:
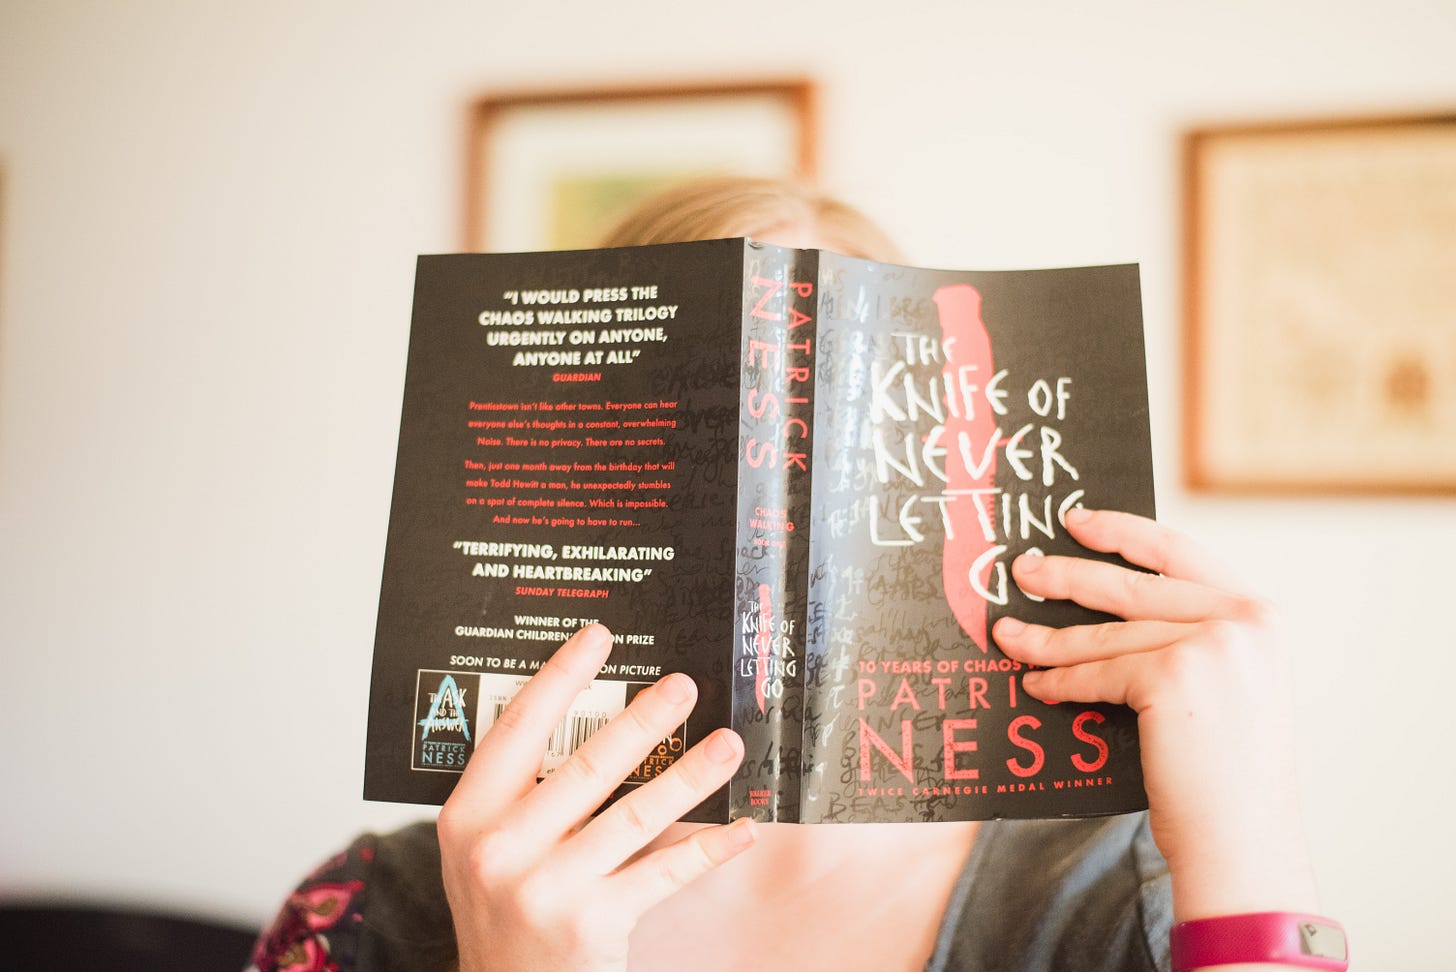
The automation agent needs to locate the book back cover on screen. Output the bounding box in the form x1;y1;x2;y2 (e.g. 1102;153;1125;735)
364;240;748;820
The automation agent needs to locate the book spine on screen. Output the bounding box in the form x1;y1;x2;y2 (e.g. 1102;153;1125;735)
730;243;818;822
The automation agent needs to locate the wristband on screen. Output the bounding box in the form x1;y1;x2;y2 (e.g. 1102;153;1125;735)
1170;912;1348;971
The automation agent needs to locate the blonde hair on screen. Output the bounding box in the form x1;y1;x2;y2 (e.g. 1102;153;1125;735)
596;175;904;262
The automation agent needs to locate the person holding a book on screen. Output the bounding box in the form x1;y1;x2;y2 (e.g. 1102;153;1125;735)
250;178;1342;972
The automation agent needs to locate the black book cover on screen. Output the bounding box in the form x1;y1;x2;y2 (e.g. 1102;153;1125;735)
363;239;1154;823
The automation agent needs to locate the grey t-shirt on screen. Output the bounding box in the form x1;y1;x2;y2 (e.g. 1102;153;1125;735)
929;813;1172;971
250;813;1172;971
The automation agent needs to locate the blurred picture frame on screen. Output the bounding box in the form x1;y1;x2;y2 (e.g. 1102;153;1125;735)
1182;111;1456;493
465;79;817;253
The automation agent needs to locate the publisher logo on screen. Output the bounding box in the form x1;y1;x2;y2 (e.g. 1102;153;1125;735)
412;670;480;772
627;717;686;784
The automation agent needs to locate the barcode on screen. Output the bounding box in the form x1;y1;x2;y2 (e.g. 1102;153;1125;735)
480;699;612;771
547;711;612;763
475;673;649;778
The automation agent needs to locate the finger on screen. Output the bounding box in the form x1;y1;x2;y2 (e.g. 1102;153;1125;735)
501;671;701;847
1012;552;1242;623
606;817;758;916
1020;655;1151;710
1062;508;1246;592
449;623;614;815
559;728;745;877
994;615;1188;666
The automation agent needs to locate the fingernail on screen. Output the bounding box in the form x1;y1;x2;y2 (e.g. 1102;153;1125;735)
1066;507;1092;525
578;623;612;648
1015;552;1043;572
659;672;694;704
706;729;741;763
728;818;757;848
1022;672;1058;704
996;617;1026;637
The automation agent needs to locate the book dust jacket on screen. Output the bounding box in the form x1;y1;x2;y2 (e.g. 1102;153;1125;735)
364;239;1154;823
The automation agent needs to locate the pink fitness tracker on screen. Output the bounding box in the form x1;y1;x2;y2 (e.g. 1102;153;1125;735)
1170;912;1348;971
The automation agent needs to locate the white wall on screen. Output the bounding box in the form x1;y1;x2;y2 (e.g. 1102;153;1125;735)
2;0;1452;965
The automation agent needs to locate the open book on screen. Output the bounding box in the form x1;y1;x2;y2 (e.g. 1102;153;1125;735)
363;238;1155;823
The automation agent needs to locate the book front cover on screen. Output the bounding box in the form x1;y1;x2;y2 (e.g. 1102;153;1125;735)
800;257;1154;821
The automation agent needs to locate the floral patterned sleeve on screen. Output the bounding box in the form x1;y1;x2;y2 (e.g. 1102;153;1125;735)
247;837;373;972
247;822;456;972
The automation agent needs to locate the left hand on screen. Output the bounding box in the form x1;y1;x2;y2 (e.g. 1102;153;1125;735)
437;624;754;972
992;507;1320;921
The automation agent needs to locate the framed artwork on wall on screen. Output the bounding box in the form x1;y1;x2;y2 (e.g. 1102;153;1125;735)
465;79;817;253
1182;110;1456;493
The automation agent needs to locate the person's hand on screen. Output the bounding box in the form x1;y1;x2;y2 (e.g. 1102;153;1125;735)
437;623;755;971
992;508;1319;920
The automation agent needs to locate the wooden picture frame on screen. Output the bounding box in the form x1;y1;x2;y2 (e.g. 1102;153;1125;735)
1182;111;1456;494
465;79;817;253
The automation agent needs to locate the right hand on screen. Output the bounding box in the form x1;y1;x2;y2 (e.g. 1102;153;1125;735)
437;623;755;972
